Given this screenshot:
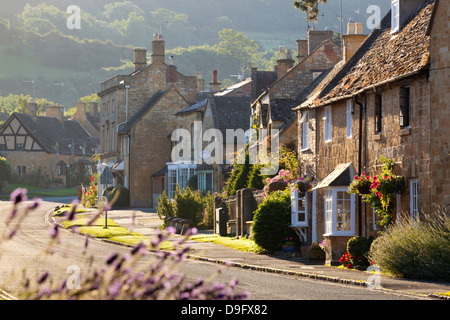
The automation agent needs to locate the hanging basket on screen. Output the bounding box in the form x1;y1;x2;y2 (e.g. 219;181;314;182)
357;184;371;195
268;181;288;193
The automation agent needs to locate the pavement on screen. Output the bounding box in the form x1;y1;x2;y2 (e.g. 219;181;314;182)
98;207;450;300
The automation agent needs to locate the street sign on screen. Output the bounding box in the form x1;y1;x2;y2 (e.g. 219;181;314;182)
100;167;114;185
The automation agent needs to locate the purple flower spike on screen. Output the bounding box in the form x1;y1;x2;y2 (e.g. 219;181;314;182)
10;188;28;205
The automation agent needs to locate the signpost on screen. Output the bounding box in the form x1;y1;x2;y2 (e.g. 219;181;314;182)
100;167;114;229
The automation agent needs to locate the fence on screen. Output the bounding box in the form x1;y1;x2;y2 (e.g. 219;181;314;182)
215;188;264;237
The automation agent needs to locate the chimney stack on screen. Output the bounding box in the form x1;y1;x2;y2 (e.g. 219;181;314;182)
307;30;333;54
209;70;221;93
342;22;367;62
27;98;37;117
277;46;295;79
46;105;64;125
167;65;178;83
76;101;86;118
151;34;165;64
296;39;308;62
134;47;147;71
195;72;205;92
89;101;98;117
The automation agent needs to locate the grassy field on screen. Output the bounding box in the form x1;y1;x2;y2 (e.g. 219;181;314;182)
6;184;78;198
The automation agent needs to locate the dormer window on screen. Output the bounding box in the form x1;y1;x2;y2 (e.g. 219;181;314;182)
391;0;400;33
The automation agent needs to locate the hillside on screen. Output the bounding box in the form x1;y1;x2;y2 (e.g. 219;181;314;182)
0;0;389;110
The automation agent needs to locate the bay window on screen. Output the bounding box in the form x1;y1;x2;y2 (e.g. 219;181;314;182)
324;187;355;236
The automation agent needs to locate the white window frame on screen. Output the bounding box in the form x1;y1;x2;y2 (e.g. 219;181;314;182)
300;111;309;150
166;162;197;199
410;179;419;220
324;107;332;142
323;187;356;236
291;188;308;227
391;0;400;33
346;100;353;138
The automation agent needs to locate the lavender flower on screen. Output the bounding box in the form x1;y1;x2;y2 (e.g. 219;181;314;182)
10;188;27;204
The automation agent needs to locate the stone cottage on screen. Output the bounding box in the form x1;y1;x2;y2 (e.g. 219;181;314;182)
251;29;343;150
97;34;203;208
0;99;98;187
293;0;448;264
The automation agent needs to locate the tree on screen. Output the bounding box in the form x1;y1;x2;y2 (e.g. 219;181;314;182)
215;29;259;65
293;0;328;22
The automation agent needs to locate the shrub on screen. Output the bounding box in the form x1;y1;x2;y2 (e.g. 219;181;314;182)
200;191;215;229
368;210;450;281
108;186;129;208
156;190;176;225
344;236;373;269
252;189;300;252
174;186;204;227
0;156;11;184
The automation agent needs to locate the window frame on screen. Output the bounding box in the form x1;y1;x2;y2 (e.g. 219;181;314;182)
410;179;419;221
400;87;411;129
300;111;309;150
374;94;382;134
346;100;353;138
391;0;400;33
324;107;332;142
291;188;308;227
323;187;356;236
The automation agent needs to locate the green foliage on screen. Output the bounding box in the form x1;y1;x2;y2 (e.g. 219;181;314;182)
247;165;265;190
252;189;300;252
369;210;450;281
108;186;130;208
0;156;12;184
342;236;374;269
293;0;328;22
174;186;204;227
156;191;176;222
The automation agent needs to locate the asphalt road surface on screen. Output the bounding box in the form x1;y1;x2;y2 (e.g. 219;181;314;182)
0;197;425;301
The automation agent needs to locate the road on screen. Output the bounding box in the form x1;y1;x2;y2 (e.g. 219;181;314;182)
0;197;425;301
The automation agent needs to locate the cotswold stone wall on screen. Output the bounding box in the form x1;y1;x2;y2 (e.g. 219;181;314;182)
428;0;450;212
128;87;190;208
271;41;342;100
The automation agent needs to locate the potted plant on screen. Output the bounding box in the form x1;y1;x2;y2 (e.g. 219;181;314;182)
282;237;296;253
349;173;372;195
308;241;325;260
295;176;313;196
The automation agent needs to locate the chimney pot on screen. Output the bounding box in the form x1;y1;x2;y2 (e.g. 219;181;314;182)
134;47;147;71
209;70;221;93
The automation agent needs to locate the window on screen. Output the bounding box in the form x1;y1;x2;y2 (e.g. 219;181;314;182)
346;100;353;138
17;166;26;175
324;187;355;236
324;108;332;142
300;111;309;150
410;179;419;220
166;164;196;199
391;0;400;33
375;94;382;133
291;189;308;227
400;87;410;128
198;171;213;193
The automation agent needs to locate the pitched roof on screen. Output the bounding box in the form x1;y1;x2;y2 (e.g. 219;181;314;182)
210;95;251;140
10;113;97;155
118;89;166;133
309;1;434;107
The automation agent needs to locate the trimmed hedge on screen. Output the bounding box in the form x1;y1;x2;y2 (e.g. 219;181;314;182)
252;189;300;252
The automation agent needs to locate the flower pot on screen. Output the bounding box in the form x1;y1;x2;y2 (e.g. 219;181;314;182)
357;184;371;195
308;247;325;260
268;181;287;192
282;245;296;253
